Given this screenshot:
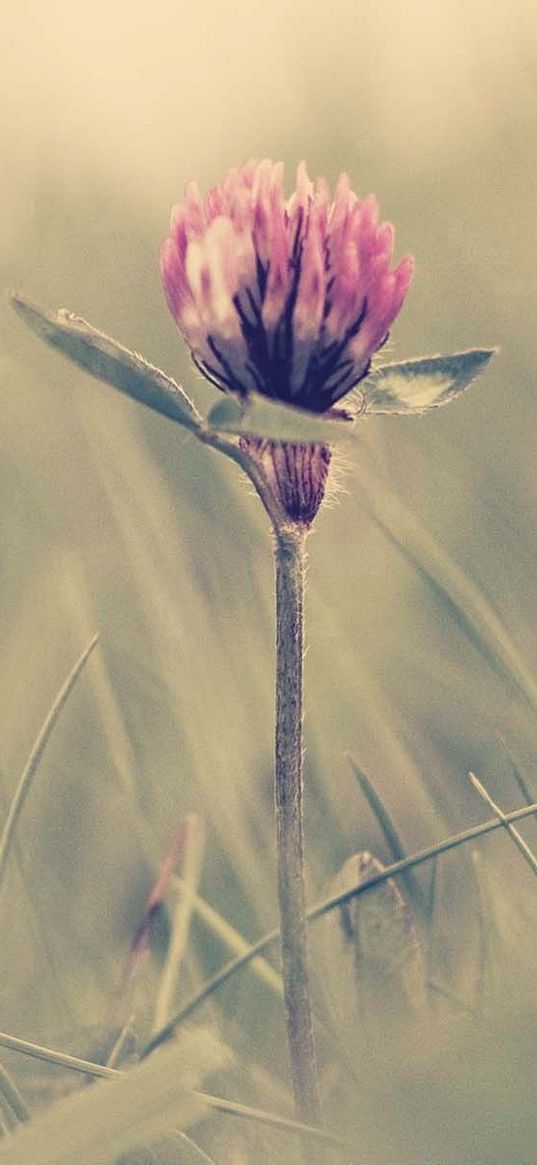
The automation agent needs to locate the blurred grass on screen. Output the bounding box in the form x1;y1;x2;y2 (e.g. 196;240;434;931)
2;0;537;1158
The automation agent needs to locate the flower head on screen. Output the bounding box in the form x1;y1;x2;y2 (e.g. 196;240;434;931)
161;160;414;413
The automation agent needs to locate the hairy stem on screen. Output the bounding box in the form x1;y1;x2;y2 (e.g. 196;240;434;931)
274;525;321;1129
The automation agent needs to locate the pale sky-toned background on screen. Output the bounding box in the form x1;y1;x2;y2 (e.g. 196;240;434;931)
3;0;536;189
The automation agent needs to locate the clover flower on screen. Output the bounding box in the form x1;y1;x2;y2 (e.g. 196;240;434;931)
161;159;413;524
161;159;413;410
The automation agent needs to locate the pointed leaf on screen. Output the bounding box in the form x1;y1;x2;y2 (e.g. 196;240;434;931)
10;294;202;431
347;755;427;918
335;853;425;1013
360;349;496;415
313;852;425;1053
206;391;354;445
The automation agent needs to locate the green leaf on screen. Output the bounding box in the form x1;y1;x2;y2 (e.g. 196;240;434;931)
0;1030;228;1165
10;294;202;432
333;853;424;1012
360;349;496;415
206;392;354;445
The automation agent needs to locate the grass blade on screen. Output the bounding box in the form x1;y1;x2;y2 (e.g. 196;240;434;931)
170;1129;220;1164
0;1032;116;1080
143;800;537;1052
469;772;537;877
152;814;205;1033
172;877;283;999
200;1093;347;1149
495;730;535;806
114;819;193;1014
0;1066;29;1125
0;635;99;892
347;754;426;916
61;557;282;1002
0;1031;228;1165
0;1033;345;1151
105;1017;136;1070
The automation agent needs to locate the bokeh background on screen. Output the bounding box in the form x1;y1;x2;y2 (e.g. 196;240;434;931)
2;0;537;1160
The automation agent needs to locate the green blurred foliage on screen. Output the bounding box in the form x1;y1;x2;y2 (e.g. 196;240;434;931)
2;0;537;1158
